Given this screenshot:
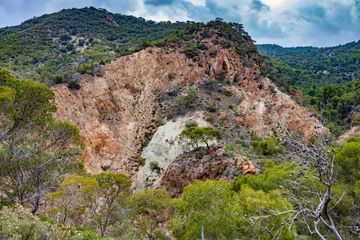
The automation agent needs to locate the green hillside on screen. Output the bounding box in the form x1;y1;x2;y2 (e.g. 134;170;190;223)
258;43;360;135
0;7;188;84
258;42;360;85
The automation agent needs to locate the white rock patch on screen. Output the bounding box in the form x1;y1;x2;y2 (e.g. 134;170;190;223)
134;112;212;189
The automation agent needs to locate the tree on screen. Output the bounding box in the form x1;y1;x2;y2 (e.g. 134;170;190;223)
236;185;295;239
91;173;131;236
281;136;346;240
171;179;295;240
179;126;220;150
47;175;97;226
47;173;131;237
171;180;239;240
130;189;173;240
0;69;82;214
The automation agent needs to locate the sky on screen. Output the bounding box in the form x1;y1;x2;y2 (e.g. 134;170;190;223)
0;0;359;47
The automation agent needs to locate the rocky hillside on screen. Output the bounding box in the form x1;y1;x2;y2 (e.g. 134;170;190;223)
53;20;327;191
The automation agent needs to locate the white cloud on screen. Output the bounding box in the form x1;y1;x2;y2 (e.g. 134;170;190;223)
185;0;206;7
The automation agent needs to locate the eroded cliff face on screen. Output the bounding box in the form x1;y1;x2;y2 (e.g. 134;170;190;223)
53;33;326;178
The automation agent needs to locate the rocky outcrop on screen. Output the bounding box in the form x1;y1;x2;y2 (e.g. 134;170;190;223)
337;126;360;144
160;147;238;196
134;112;214;189
53;31;327;177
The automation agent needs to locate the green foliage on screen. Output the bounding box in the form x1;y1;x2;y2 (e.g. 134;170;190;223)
47;173;131;236
352;117;360;126
149;161;160;172
180;126;221;150
183;43;198;59
130;189;173;239
235;185;295;239
251;136;285;156
47;175;97;225
233;161;297;192
259;43;360;134
0;206;69;239
0;70;82;213
171;180;239;240
171;179;296;240
67;79;81;90
0;7;189;84
336;140;360;185
136;156;146;166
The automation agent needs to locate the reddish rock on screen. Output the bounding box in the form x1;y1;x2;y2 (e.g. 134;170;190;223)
234;117;242;125
218;112;227;121
53;31;327;177
236;156;257;175
160;149;238;196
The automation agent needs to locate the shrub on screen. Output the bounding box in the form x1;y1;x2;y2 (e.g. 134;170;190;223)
225;143;235;152
216;71;227;82
0;206;69;239
206;104;218;113
77;62;93;75
183;44;198;58
136;156;146;166
352;117;360;126
150;161;160;172
67;80;81;90
251;136;285;156
209;47;218;57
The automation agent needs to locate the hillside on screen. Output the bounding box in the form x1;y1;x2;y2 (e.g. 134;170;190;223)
258;43;360;135
0;7;188;84
258;41;360;85
0;8;359;240
53;19;325;179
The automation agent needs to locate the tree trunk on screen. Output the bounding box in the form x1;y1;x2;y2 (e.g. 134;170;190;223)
201;223;205;240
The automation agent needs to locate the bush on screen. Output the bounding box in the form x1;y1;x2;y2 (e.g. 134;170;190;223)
67;80;81;90
168;72;176;80
352;117;360;126
136;156;146;166
209;47;218;57
0;206;69;239
251;136;285;156
150;161;160;172
206;104;218;113
183;44;198;58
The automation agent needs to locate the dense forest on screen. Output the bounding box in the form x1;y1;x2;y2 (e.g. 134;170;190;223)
258;43;360;135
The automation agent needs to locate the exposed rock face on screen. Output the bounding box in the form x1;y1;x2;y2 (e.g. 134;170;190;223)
160;147;237;196
134;112;214;189
337;126;360;144
53;34;326;177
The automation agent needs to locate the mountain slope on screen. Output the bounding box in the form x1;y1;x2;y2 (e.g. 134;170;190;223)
258;42;360;85
258;43;360;135
53;21;326;190
0;7;188;84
